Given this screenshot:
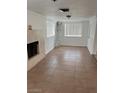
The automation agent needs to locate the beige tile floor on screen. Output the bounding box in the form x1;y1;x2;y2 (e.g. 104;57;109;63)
28;46;97;93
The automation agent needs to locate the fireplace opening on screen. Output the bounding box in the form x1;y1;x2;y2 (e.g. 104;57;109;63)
27;41;39;59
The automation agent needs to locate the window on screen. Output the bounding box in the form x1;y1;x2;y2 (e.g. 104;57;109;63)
64;23;82;37
47;21;55;37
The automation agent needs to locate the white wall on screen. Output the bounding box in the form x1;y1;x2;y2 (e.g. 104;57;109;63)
27;10;46;71
45;37;55;54
87;16;97;54
93;30;97;55
45;18;56;54
55;21;89;46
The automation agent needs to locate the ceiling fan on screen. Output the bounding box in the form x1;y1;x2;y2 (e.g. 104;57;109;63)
66;15;71;19
59;8;69;12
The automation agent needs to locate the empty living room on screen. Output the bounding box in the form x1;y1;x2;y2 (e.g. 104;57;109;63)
27;0;97;93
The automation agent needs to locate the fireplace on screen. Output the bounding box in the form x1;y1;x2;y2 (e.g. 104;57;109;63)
27;41;39;59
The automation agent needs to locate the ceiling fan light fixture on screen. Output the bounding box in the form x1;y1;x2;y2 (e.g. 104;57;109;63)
59;8;69;12
66;15;71;19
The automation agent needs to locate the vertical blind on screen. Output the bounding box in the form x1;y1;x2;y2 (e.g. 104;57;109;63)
64;22;82;37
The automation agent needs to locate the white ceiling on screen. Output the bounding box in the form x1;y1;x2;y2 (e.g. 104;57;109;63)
27;0;97;20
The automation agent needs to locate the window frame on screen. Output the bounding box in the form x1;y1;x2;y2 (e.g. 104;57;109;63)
64;23;82;37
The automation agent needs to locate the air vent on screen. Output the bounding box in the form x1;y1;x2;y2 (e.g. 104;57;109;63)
59;8;69;12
